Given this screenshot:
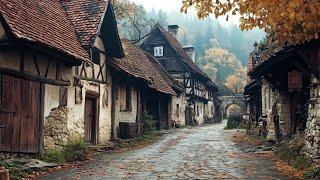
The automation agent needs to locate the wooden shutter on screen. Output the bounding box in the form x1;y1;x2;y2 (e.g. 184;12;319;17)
120;82;126;111
126;86;132;111
59;87;68;106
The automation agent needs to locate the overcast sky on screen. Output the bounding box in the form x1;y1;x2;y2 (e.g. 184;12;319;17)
129;0;240;26
131;0;182;12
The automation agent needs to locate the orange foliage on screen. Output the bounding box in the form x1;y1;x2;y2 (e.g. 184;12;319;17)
181;0;320;44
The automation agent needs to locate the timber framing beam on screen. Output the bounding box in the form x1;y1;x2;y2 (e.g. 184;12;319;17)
0;67;70;86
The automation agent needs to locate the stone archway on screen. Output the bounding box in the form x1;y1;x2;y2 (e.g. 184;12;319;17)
219;95;245;119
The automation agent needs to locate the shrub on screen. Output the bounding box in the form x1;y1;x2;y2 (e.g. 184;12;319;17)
62;139;88;162
304;167;320;179
225;116;242;129
40;149;65;164
141;111;156;132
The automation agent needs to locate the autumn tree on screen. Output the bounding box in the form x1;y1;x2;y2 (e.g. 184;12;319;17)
181;0;320;44
201;39;243;83
112;0;167;44
225;68;247;94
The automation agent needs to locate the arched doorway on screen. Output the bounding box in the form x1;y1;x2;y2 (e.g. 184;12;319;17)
226;104;242;118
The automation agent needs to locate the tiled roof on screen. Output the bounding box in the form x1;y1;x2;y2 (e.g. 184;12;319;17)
0;0;90;62
156;25;211;80
60;0;106;46
110;38;176;95
144;52;184;93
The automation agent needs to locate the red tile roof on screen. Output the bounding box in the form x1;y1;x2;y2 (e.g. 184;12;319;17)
109;38;177;95
0;0;90;62
60;0;106;46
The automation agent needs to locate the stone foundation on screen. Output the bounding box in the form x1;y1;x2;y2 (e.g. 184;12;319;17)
305;76;320;161
44;106;70;150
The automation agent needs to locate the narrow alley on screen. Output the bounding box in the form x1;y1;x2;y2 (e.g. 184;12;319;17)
41;121;287;179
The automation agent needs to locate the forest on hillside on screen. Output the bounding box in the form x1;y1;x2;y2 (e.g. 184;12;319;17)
114;1;265;93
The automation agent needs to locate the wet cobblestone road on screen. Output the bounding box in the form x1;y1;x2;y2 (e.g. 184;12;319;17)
42;121;288;179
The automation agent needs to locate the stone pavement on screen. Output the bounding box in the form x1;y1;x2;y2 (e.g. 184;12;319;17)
41;121;288;179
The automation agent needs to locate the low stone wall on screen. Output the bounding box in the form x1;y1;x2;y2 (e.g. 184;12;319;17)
305;76;320;161
44;106;70;150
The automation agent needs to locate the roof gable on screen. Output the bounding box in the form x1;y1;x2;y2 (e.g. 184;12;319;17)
109;38;176;95
61;0;124;58
0;0;90;63
153;25;211;80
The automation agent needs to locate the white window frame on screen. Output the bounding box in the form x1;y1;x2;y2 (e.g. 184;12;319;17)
154;46;163;57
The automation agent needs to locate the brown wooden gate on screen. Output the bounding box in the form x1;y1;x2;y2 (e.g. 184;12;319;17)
84;98;97;144
0;75;40;153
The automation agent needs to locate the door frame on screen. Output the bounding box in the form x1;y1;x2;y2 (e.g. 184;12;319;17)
85;91;100;145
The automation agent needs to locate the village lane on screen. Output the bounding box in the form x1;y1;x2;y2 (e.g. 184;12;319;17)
41;121;287;180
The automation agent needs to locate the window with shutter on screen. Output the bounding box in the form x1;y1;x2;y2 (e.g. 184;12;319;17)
119;82;126;111
126;86;132;111
176;104;180;117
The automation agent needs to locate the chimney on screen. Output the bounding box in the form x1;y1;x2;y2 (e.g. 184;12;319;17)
183;45;196;62
167;25;179;39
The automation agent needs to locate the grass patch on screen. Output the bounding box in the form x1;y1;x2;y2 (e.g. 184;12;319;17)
40;139;88;164
62;139;88;162
0;161;31;180
304;167;320;179
40;149;65;164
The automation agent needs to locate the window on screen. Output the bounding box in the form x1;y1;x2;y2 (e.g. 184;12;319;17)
175;104;180;117
154;46;163;57
119;82;132;111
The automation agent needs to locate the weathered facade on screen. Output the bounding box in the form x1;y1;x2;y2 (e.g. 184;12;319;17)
108;38;178;138
0;0;91;153
245;39;320;161
0;0;127;153
141;24;219;125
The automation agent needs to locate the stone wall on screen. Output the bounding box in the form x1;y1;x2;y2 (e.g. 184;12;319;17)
305;76;320;161
44;107;70;150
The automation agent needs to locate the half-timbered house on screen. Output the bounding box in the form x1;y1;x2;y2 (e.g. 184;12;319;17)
108;38;180;138
0;0;126;153
49;0;124;147
0;0;91;153
141;24;219;125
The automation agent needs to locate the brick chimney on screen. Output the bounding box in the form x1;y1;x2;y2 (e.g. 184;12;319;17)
167;25;179;39
183;45;196;63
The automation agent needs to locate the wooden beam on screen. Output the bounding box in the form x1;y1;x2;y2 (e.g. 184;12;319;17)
32;54;41;76
44;58;51;78
74;75;107;84
0;68;70;86
19;51;24;72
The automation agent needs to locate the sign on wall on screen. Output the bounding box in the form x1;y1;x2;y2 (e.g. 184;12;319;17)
288;70;302;92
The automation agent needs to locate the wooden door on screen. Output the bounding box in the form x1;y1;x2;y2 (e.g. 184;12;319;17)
84;98;96;144
0;75;40;153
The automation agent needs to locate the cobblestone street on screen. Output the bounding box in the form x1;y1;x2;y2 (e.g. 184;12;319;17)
42;121;287;179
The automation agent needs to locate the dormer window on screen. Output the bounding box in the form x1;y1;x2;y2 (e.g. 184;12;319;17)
154;46;163;57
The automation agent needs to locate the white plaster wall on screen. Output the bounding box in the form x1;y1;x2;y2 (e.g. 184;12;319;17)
44;84;60;119
66;80;112;144
206;101;214;118
194;100;205;125
114;85;138;139
171;92;187;126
